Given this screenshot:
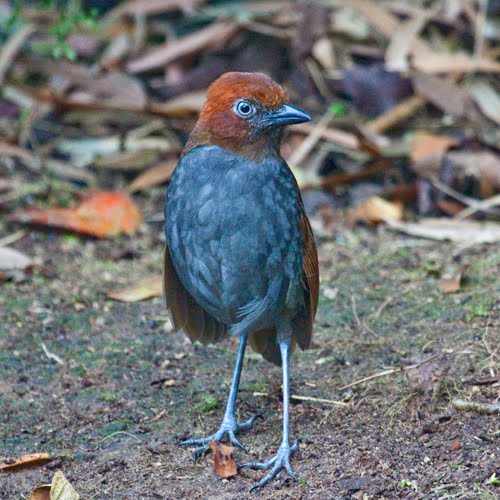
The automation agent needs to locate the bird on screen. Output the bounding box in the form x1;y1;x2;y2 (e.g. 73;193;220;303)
163;71;319;491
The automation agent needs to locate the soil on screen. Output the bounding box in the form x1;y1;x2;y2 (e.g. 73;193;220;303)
1;203;499;499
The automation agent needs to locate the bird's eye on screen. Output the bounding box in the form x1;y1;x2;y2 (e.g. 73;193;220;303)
234;100;255;118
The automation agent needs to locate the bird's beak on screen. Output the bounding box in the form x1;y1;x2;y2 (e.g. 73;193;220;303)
264;104;311;127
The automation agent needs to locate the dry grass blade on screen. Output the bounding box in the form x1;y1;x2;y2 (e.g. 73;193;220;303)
454;194;500;220
0;24;35;85
126;22;239;73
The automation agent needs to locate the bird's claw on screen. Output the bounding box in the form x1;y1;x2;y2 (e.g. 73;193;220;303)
179;414;261;462
240;439;299;491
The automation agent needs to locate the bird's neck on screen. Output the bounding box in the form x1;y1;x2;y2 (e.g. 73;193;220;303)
184;125;283;162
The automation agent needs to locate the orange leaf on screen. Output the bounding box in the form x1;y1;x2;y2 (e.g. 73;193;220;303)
0;453;54;472
437;269;463;294
350;196;403;225
209;441;237;478
410;133;457;163
30;486;50;500
10;190;142;238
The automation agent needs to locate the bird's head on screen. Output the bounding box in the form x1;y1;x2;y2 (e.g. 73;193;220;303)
185;72;311;159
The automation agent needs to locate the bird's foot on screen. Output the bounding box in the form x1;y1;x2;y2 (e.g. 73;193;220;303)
180;414;260;462
240;438;299;492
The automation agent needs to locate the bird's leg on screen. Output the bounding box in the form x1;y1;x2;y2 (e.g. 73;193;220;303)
240;336;299;491
180;334;260;461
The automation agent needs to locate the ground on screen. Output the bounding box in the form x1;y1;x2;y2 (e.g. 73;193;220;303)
1;209;499;499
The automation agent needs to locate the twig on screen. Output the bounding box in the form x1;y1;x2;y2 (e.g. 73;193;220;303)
0;24;35;85
366;95;426;134
301;161;388;190
454;194;500;220
338;353;440;390
292;123;359;150
41;343;64;365
252;392;348;407
351;295;381;338
452;399;500;415
0;230;26;247
287;111;334;167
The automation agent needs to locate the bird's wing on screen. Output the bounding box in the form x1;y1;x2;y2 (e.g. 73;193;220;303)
293;211;319;350
163;245;227;345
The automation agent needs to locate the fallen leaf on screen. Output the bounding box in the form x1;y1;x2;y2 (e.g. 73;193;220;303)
49;470;80;500
410;133;458;176
411;71;477;120
30;486;50;500
350;196;404;224
128;159;177;193
413;49;500;74
0;453;54;472
385;12;430;72
467;80;500;126
209;441;237;478
437;274;462;294
450;438;461;452
107;276;163;302
127;22;239;73
386;218;500;244
0;246;32;271
10;191;142;238
410;133;457;163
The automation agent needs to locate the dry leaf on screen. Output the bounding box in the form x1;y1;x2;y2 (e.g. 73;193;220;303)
411;71;477;119
107;276;163;302
350;196;404;224
413;49;500;74
10;191;142;238
386;218;500;244
209;441;237;478
0;453;54;472
0;246;32;271
128;159;177;193
410;133;457;163
410;132;457;176
30;486;50;500
450;438;461;452
49;470;80;500
127;22;239;73
385;12;430;72
437;274;462;294
466;80;500;126
107;0;203;19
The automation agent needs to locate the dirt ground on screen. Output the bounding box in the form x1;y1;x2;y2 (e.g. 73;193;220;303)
1;206;499;499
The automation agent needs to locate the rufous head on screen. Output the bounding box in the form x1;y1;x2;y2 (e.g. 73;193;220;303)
185;72;311;158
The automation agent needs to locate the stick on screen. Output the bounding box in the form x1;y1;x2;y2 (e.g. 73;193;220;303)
252;392;348;407
339;354;440;390
452;399;500;415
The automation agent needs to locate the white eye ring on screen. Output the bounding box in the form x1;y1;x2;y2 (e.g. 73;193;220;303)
234;100;255;118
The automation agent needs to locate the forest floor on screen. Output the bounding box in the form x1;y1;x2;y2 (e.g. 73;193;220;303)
1;210;499;499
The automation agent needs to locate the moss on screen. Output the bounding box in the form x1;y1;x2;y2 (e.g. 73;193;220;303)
195;395;218;413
